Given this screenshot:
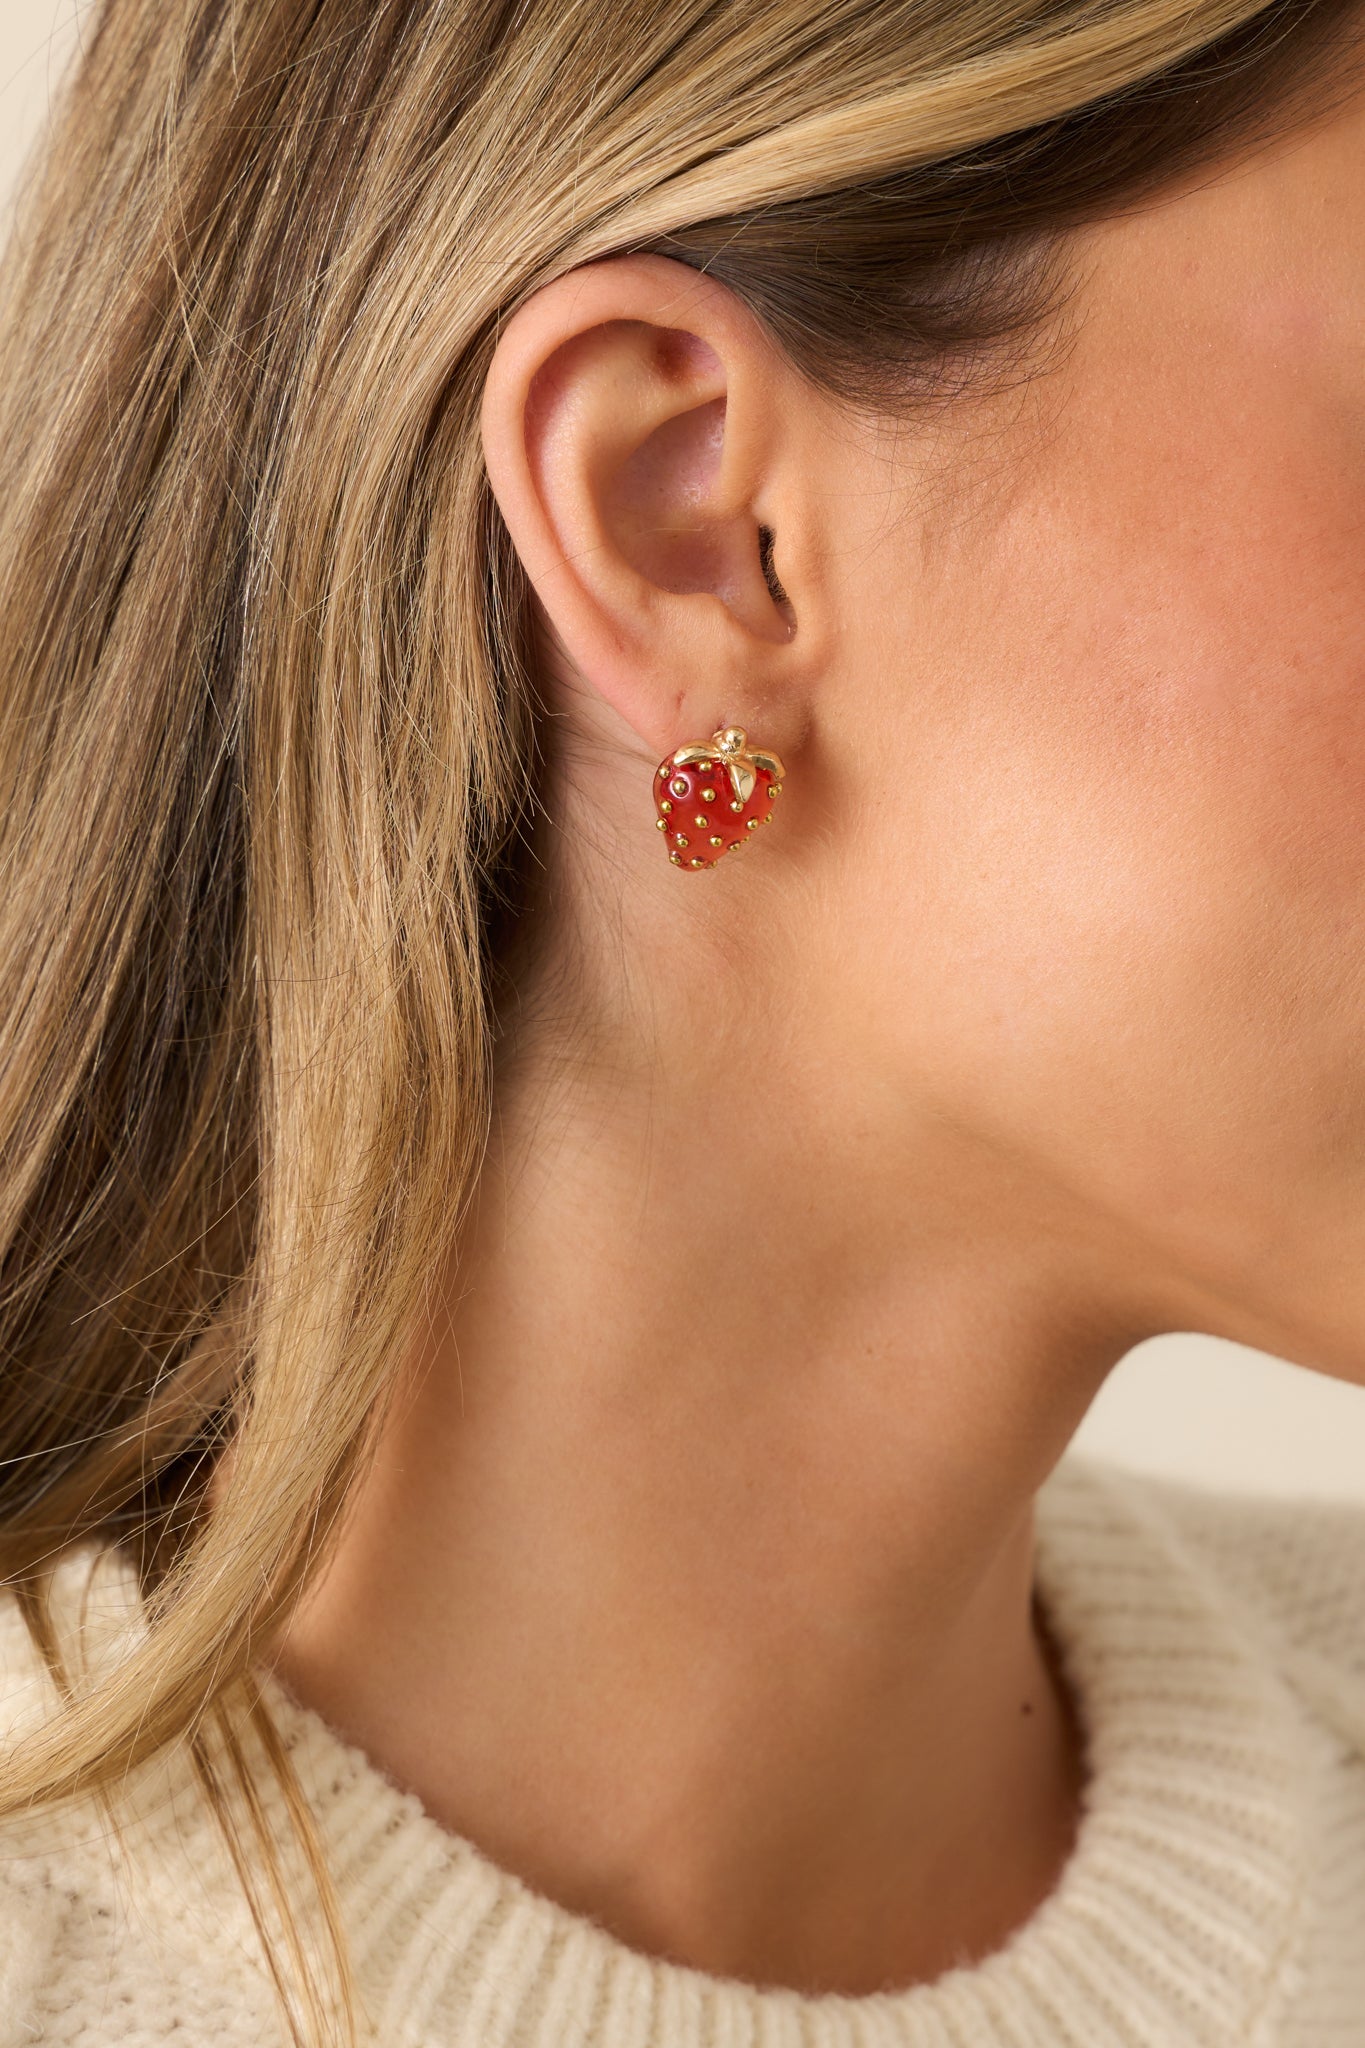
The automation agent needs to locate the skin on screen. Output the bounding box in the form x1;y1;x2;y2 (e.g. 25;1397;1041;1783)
275;76;1365;1997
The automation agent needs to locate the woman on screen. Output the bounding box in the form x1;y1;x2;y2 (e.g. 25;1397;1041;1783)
3;0;1365;2040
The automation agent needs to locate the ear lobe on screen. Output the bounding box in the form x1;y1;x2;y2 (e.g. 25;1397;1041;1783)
480;257;802;757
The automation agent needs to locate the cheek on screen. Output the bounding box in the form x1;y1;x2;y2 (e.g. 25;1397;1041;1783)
860;392;1365;1217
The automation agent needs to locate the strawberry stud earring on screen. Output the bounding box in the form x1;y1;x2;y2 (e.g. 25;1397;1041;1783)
653;726;786;871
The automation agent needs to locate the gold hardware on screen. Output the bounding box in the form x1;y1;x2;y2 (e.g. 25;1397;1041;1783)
668;727;785;809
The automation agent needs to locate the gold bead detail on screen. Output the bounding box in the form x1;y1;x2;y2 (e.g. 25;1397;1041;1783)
670;776;689;798
701;787;716;803
694;814;708;828
676;832;689;847
770;783;782;796
670;851;683;865
689;857;705;868
709;835;723;847
746;818;759;831
730;800;743;813
661;799;672;814
655;817;667;830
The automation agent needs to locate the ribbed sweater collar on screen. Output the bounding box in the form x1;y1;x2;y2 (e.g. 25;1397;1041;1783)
260;1453;1317;2048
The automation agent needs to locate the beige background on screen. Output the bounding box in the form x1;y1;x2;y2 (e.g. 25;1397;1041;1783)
7;0;1365;1502
1;0;81;207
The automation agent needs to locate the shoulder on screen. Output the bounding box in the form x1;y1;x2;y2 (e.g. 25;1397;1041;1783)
0;1544;130;2033
0;1544;266;2044
0;1538;146;1740
1051;1450;1365;1729
1106;1459;1365;1665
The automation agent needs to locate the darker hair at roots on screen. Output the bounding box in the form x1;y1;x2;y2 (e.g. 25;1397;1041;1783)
647;0;1364;406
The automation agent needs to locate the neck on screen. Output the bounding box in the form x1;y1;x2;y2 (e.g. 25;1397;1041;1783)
275;1005;1140;1995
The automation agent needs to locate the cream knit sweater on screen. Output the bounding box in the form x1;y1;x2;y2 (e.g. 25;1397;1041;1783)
2;1450;1364;2047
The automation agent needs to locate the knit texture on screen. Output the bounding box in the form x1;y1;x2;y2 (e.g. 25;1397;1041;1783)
2;1449;1364;2046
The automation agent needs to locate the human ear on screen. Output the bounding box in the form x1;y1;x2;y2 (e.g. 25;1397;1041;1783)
480;255;806;759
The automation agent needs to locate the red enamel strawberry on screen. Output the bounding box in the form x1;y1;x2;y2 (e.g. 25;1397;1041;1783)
653;726;786;870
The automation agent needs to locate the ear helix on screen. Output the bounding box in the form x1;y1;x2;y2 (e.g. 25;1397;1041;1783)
652;726;786;871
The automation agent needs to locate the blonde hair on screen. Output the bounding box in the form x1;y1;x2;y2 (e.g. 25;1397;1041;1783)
0;0;1356;2037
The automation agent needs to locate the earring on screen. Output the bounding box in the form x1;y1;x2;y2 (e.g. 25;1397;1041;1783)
653;726;786;871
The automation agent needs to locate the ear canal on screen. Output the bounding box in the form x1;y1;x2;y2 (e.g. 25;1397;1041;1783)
758;524;792;614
